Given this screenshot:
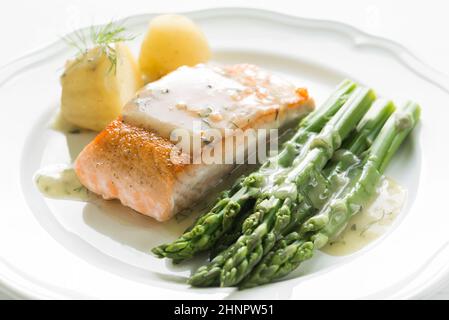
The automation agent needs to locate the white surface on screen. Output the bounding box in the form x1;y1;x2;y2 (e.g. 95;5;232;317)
1;2;449;300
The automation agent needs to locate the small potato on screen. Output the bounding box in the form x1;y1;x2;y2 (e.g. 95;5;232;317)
61;43;143;131
139;14;211;82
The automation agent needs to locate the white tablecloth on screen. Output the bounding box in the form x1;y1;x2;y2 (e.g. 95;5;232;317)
0;0;448;300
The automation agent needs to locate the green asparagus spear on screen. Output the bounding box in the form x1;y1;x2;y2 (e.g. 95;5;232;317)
241;101;420;288
190;87;376;287
209;204;254;260
152;80;357;261
343;99;397;156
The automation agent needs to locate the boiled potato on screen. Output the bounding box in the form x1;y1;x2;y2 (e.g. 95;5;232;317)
61;43;143;131
139;14;211;82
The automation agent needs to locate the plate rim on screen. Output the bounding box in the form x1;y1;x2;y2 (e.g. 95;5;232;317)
0;7;448;300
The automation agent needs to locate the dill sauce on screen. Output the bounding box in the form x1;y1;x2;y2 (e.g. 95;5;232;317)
35;165;89;201
322;177;406;256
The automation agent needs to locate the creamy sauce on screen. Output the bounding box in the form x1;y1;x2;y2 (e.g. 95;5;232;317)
322;177;407;256
35;165;90;201
122;64;303;142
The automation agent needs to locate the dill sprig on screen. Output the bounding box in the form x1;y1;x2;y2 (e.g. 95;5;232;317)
63;21;136;73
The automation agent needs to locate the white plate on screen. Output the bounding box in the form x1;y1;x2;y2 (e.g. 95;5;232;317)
0;8;448;300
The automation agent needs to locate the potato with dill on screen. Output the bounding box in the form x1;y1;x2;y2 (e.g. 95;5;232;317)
61;23;143;131
139;14;211;82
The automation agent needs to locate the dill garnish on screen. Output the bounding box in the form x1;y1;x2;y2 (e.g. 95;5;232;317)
63;21;136;74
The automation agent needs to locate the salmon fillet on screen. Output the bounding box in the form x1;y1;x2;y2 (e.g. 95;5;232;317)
75;64;314;221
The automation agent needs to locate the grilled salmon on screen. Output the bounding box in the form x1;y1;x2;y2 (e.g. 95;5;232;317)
75;64;314;221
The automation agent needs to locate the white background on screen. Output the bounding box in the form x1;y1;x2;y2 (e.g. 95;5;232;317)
0;0;448;299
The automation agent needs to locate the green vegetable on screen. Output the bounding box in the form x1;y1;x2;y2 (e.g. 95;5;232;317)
189;86;376;287
240;101;420;288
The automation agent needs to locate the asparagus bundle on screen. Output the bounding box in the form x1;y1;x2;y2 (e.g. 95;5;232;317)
189;87;376;287
240;101;420;288
189;96;394;288
152;80;358;261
